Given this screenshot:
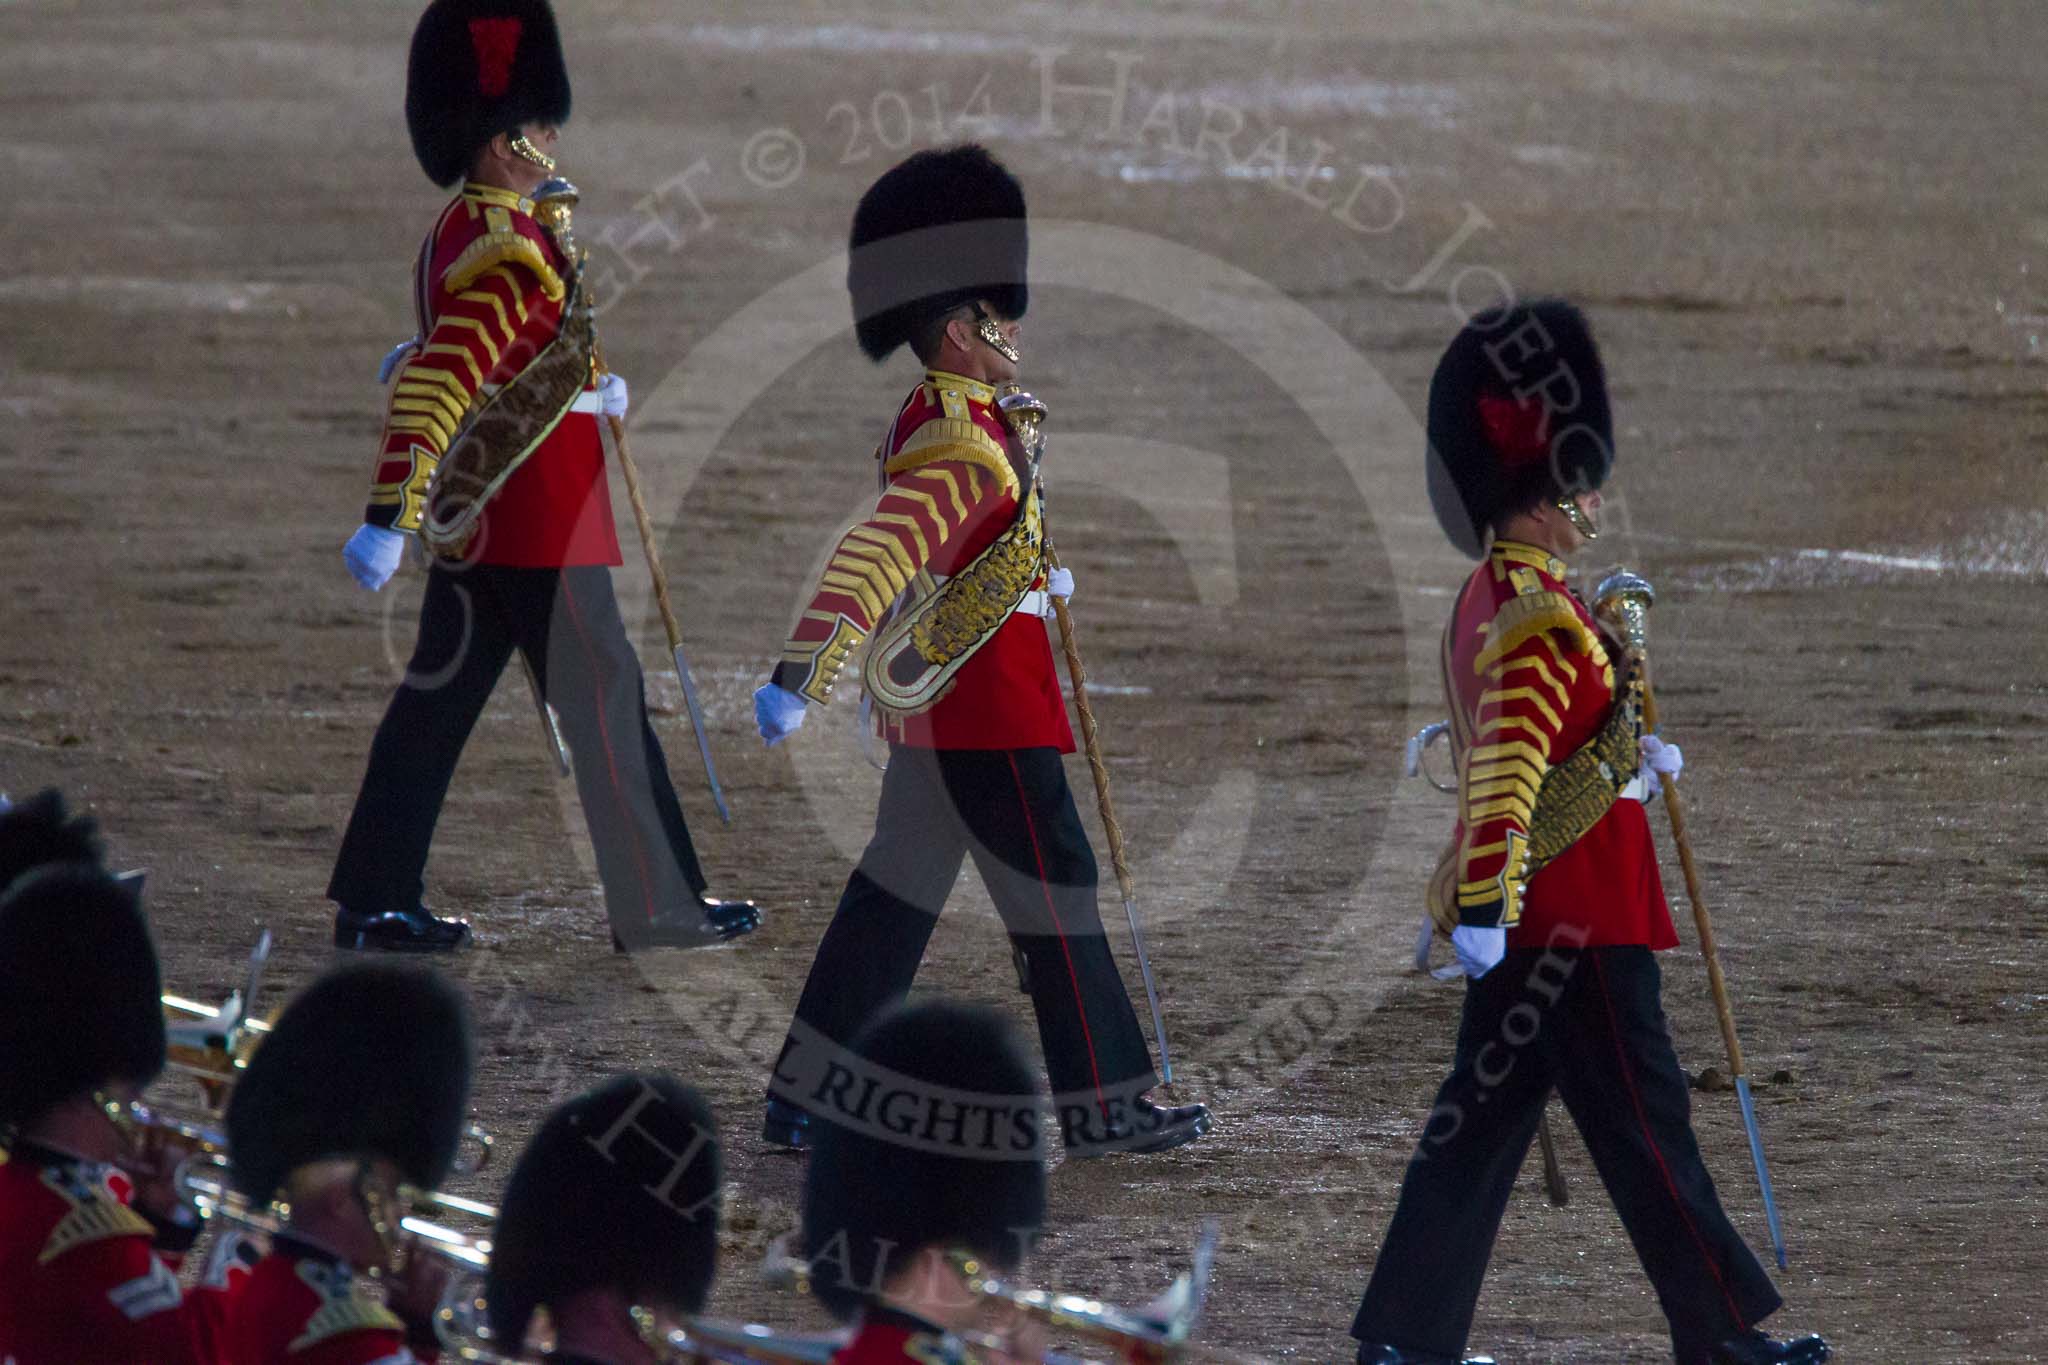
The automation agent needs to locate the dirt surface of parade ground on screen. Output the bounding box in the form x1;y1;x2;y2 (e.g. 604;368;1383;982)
5;0;2047;1359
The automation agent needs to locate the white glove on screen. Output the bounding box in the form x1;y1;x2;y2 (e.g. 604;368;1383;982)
598;372;629;419
343;523;408;592
1638;733;1684;801
753;682;808;747
1046;566;1074;601
1451;924;1506;979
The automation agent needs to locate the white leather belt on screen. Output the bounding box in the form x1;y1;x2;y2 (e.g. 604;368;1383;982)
474;385;604;416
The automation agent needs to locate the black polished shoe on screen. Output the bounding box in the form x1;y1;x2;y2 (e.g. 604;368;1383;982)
1069;1093;1212;1158
1700;1330;1830;1364
699;893;761;938
763;1096;810;1151
333;905;471;952
612;895;761;953
1357;1344;1496;1365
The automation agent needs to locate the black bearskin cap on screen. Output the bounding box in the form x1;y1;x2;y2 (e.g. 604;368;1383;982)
486;1073;721;1346
801;1000;1045;1320
0;788;105;895
1425;297;1614;558
848;144;1029;362
227;964;473;1201
0;865;164;1125
406;0;572;188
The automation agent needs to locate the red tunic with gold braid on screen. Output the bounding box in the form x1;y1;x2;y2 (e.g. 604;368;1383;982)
222;1239;435;1365
774;370;1075;753
1431;539;1677;951
365;181;620;569
0;1143;250;1365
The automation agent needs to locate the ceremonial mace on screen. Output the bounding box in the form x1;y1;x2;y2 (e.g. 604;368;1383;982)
1595;570;1788;1269
997;384;1176;1085
533;180;730;824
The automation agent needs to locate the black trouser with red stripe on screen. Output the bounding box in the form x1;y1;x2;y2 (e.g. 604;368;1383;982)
328;562;707;936
772;745;1156;1135
1351;945;1781;1360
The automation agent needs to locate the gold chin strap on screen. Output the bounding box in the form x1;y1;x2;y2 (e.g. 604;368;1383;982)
510;134;557;172
1555;495;1599;540
974;307;1021;365
351;1163;401;1267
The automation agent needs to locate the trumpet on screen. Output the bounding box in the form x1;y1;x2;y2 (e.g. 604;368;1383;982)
435;1280;845;1364
162;927;275;1105
761;1222;1222;1365
176;1150;497;1271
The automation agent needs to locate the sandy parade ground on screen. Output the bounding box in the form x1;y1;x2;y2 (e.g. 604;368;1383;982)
4;1;2047;1359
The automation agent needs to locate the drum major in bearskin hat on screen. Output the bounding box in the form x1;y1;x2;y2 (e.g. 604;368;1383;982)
485;1072;722;1347
1425;297;1615;558
847;144;1030;364
225;963;474;1202
801;999;1046;1321
0;862;163;1128
406;0;572;188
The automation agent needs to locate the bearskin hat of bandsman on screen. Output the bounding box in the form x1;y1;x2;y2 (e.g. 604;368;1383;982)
801;1000;1046;1320
406;0;572;188
848;144;1030;362
0;787;104;893
0;810;164;1127
486;1072;722;1346
226;963;473;1202
1425;297;1615;558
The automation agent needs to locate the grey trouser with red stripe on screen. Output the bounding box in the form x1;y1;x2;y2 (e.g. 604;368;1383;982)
772;745;1156;1135
329;562;708;934
1351;945;1783;1359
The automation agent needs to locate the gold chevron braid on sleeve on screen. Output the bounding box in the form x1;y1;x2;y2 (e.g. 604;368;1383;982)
1524;659;1645;867
418;279;593;556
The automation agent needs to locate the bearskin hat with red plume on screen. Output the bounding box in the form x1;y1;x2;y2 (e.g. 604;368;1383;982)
1425;298;1614;558
847;144;1029;362
406;0;571;188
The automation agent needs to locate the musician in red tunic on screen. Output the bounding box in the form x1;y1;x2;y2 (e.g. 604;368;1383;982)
801;1001;1046;1365
750;146;1206;1158
220;965;475;1365
483;1073;723;1364
1348;300;1827;1365
326;0;756;953
0;794;252;1365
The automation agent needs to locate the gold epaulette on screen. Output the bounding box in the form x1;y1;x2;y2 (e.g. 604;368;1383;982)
289;1282;405;1353
1472;590;1599;676
883;423;1018;500
444;225;565;302
39;1193;154;1265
